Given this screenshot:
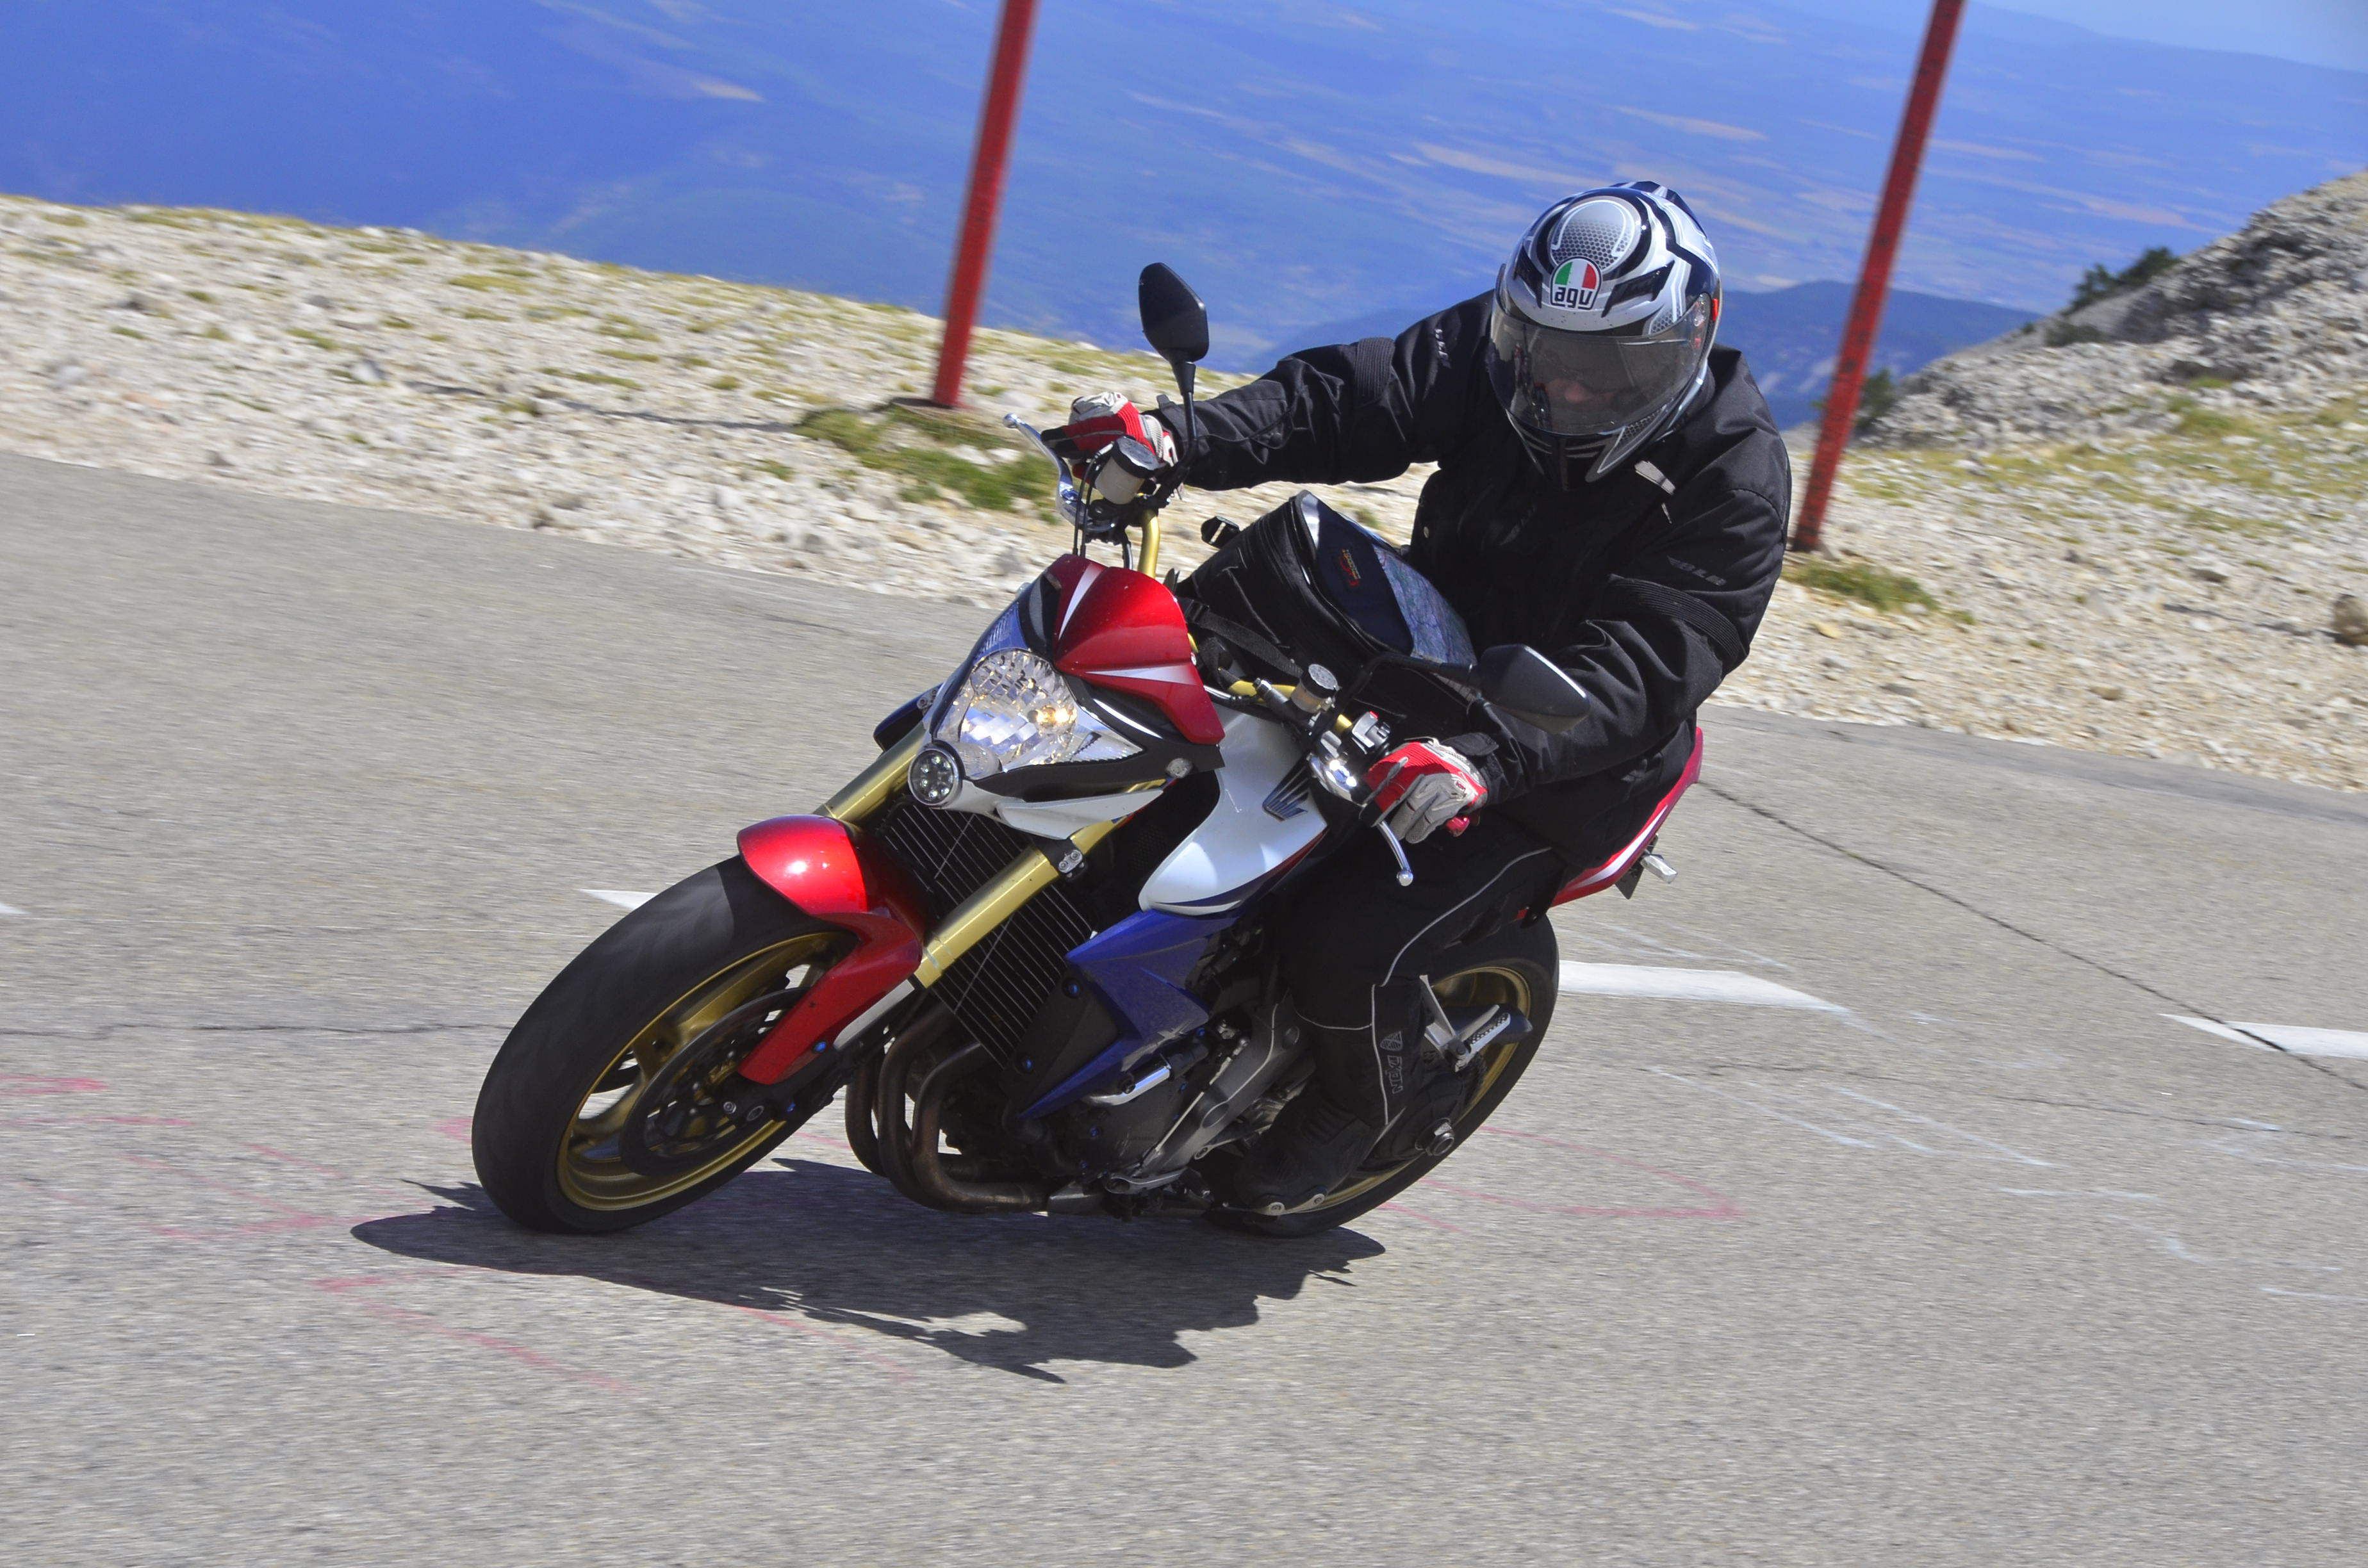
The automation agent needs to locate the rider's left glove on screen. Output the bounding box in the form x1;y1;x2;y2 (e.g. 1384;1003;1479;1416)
1365;740;1487;844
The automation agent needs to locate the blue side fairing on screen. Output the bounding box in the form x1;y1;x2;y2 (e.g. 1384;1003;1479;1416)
1017;908;1235;1120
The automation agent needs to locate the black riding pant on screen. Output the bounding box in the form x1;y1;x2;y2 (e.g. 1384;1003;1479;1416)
1276;813;1565;1136
1274;724;1693;1136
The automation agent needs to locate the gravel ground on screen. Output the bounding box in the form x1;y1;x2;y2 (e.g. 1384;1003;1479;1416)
1727;425;2368;792
3;192;2362;792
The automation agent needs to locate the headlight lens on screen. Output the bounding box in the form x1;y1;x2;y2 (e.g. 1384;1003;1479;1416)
937;649;1141;777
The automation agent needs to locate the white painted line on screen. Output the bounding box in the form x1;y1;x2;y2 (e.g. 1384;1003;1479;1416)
1561;962;1842;1011
2169;1018;2273;1056
2169;1016;2276;1050
2262;1286;2368;1305
583;889;654;911
0;901;24;917
2253;1027;2368;1060
2169;1015;2368;1061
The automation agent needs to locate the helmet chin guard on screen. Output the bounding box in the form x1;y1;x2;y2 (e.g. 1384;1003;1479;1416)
1495;354;1711;489
1484;181;1721;488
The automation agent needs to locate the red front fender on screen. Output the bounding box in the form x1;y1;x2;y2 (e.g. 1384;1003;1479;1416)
733;815;926;1084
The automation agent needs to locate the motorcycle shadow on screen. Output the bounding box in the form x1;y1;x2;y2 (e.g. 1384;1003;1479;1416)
352;1154;1385;1382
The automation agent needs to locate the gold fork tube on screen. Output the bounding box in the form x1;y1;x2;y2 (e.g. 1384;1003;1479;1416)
912;818;1119;987
820;726;926;825
1137;513;1162;580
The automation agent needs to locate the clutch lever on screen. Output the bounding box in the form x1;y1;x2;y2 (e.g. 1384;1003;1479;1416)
1296;710;1417;886
1360;756;1416;887
1374;819;1415;888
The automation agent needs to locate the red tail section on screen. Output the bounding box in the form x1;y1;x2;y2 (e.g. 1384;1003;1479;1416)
1552;730;1704;906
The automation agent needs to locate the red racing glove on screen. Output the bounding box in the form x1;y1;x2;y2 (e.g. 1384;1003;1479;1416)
1365;740;1487;844
1046;393;1178;500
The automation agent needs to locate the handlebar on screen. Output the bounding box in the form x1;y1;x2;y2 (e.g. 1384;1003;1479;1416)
1224;676;1417;886
1012;409;1433;890
1007;411;1175;576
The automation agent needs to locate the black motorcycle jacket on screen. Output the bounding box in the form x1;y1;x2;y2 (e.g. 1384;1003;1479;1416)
1160;291;1790;853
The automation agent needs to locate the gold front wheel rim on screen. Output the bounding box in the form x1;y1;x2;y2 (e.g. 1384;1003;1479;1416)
555;933;845;1212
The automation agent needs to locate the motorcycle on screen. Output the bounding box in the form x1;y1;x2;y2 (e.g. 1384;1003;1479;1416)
471;265;1701;1237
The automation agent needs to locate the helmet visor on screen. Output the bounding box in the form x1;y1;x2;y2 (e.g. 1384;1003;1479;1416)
1489;295;1712;439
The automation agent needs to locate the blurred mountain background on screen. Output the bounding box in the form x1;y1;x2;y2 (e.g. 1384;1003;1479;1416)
1295;285;2037;428
3;0;2362;407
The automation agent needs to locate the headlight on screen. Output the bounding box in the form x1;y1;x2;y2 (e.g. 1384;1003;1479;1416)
937;649;1141;777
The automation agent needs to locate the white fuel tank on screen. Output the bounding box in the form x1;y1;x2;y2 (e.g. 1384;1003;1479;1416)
1139;710;1325;915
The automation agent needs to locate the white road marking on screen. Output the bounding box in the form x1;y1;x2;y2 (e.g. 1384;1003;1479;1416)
2261;1286;2368;1305
583;889;654;911
2168;1015;2368;1061
1560;961;1841;1011
1648;1067;2053;1164
1648;1067;1875;1148
0;901;24;917
1829;1084;2053;1166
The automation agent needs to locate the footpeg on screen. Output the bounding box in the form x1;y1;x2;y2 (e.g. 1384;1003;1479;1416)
1440;1007;1527;1072
1415;979;1533;1072
1617;842;1677;899
1425;1120;1457;1157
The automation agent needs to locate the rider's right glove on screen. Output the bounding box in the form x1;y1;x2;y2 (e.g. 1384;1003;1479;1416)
1045;392;1178;502
1365;740;1487;844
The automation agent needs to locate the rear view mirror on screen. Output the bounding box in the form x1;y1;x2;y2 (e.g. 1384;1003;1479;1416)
1138;263;1210;456
1477;645;1590;733
1137;264;1209;366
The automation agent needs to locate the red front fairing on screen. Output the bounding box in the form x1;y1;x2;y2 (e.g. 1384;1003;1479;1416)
1044;554;1224;745
733;815;928;1084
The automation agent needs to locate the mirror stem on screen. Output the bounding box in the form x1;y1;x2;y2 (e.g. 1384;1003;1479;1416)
1174;360;1197;464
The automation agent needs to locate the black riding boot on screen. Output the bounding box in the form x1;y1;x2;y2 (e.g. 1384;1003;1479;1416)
1229;979;1431;1214
1236;816;1569;1214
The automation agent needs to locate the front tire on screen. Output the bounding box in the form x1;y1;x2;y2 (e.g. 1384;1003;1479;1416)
472;858;855;1234
1213;915;1561;1239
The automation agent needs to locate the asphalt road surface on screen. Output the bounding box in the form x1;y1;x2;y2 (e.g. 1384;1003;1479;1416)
6;451;2368;1566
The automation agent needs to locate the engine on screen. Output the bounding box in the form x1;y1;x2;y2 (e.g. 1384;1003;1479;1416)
1024;998;1309;1200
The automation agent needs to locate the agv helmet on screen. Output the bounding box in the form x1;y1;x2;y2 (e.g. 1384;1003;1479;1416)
1486;181;1722;487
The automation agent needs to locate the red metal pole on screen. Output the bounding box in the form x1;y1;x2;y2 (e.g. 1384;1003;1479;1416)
929;0;1042;409
1791;0;1967;553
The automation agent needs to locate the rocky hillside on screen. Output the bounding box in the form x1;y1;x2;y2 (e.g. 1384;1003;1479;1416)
1716;174;2368;792
1872;172;2368;448
1;188;2362;793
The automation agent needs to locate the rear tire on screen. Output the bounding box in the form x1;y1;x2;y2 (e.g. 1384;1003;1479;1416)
1212;915;1560;1239
472;858;851;1234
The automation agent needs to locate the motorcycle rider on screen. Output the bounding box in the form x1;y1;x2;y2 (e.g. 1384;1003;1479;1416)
1053;182;1790;1213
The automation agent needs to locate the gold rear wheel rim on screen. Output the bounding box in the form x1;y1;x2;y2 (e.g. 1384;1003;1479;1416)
1287;961;1538;1214
555;933;844;1212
